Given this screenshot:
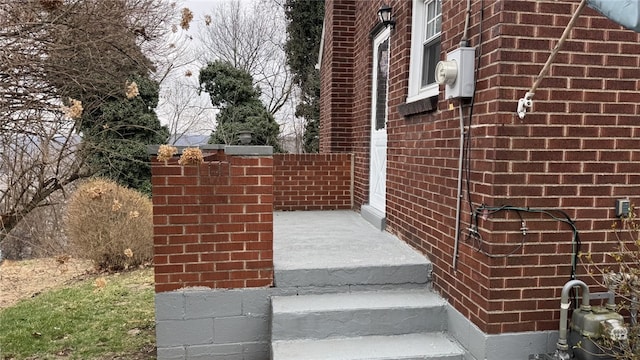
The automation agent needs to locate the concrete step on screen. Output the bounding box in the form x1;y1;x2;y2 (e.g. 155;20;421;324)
275;262;431;288
271;289;447;341
274;211;432;288
271;212;461;360
271;333;464;360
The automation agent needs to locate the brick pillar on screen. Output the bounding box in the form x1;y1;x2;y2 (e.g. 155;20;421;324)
150;146;274;293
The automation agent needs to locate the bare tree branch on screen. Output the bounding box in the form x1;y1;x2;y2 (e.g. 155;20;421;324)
196;0;293;117
0;0;177;246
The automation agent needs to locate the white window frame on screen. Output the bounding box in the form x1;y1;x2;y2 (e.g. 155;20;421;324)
406;0;442;104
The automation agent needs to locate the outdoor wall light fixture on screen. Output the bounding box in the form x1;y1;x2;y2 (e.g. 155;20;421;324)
237;131;253;145
377;4;395;29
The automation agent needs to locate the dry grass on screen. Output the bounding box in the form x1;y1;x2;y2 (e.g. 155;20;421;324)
0;257;94;309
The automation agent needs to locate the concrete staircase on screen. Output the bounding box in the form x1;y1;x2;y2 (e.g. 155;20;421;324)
271;211;464;360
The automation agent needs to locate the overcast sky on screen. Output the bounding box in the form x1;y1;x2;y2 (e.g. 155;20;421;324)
156;0;298;144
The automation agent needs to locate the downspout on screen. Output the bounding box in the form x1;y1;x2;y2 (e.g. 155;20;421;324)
452;0;472;270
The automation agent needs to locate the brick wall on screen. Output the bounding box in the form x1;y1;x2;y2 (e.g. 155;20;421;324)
319;0;356;154
444;0;639;334
151;147;273;293
322;0;640;334
273;153;353;211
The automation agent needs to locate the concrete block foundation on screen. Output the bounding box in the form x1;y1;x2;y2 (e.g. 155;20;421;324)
155;287;287;360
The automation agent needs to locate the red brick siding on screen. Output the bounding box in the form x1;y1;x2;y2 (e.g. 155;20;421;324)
273;153;353;211
322;0;640;334
151;149;273;293
319;0;356;153
321;0;416;211
456;0;640;333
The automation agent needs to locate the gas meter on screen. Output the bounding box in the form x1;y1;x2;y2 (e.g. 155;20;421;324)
569;305;628;360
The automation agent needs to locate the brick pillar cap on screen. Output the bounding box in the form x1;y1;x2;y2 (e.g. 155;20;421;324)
224;145;273;156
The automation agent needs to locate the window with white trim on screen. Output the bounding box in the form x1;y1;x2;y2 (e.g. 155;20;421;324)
407;0;442;103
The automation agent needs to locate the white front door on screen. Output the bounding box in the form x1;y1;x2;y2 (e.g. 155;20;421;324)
369;28;390;214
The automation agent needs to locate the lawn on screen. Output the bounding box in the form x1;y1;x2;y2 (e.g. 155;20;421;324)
0;267;156;360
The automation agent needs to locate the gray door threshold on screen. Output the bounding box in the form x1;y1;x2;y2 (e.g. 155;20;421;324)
361;204;386;230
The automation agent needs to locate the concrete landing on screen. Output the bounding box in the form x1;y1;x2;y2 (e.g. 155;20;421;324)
273;210;431;287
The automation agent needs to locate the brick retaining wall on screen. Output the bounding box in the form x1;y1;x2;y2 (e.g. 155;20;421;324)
273;153;353;211
151;147;354;293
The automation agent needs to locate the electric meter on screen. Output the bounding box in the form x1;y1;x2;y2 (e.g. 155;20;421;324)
435;60;457;85
436;47;475;99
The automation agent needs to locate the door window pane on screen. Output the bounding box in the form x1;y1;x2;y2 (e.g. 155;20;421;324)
375;38;389;130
